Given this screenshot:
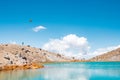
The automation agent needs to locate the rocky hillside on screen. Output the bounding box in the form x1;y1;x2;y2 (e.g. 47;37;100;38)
0;44;71;67
1;43;119;69
88;48;120;61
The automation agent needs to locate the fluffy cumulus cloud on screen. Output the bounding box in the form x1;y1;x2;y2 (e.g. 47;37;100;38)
33;26;46;32
42;34;120;59
42;34;90;57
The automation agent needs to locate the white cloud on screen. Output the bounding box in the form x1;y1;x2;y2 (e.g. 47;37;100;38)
33;26;46;32
42;34;120;59
42;34;90;57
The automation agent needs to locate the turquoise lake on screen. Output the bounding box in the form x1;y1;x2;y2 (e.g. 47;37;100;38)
0;62;120;80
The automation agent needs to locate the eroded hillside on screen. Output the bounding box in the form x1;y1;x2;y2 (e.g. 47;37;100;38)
0;44;71;67
88;48;120;61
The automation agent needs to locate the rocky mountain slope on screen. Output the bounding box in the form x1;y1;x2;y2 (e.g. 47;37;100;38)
0;43;120;70
0;44;71;69
88;48;120;61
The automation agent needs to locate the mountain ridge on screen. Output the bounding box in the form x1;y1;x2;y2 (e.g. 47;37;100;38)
88;48;120;61
0;43;120;71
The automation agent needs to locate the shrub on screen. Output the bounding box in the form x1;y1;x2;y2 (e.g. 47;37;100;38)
22;56;27;60
10;61;13;64
25;50;30;53
27;45;30;47
21;48;25;50
4;56;10;60
44;53;46;55
72;57;75;59
5;44;8;46
57;54;61;57
22;42;24;45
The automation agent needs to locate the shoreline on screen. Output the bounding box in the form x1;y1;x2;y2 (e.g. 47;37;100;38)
0;62;44;71
0;61;120;71
42;61;120;65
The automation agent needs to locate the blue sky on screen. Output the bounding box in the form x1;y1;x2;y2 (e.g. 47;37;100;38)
0;0;120;56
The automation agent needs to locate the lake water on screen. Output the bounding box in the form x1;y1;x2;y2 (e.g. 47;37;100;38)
0;62;120;80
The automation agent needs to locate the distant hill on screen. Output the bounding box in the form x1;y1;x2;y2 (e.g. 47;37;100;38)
0;44;71;67
88;48;120;61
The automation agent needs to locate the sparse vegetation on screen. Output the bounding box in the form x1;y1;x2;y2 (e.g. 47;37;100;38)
5;44;8;46
21;48;25;50
44;53;46;55
4;56;10;60
57;54;61;57
22;42;24;45
72;57;75;59
22;56;27;60
25;50;30;53
27;45;30;47
10;61;13;64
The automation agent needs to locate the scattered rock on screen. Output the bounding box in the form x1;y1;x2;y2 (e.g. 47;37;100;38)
4;56;10;60
22;56;27;60
1;63;44;71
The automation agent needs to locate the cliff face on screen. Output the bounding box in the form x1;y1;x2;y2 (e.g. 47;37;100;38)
88;48;120;61
0;44;70;67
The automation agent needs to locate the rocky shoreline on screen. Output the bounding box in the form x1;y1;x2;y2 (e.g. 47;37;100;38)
0;44;71;71
0;62;44;71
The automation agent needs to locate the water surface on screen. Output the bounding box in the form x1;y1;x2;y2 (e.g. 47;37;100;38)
0;62;120;80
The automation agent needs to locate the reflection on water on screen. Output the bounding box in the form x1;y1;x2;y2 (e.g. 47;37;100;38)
0;62;120;80
0;69;42;80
